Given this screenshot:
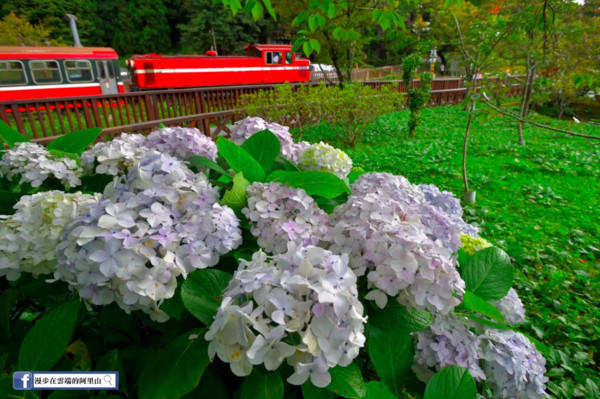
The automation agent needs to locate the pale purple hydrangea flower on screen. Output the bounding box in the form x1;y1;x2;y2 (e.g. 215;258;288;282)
413;313;485;381
56;151;242;321
206;243;366;388
229;117;309;163
81;133;149;176
0;142;82;187
145;126;217;161
418;184;479;238
490;288;526;325
243;182;330;255
481;329;548;399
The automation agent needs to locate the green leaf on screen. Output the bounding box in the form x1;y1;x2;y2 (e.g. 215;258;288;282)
327;3;337;18
251;1;264;20
585;379;600;399
241;129;281;172
302;382;334;399
181;269;232;325
279;157;300;172
364;381;396;399
95;349;119;371
238;370;284;399
221;171;250;213
368;303;433;333
462;246;514;301
379;14;391;30
47;128;102;155
0;288;18;338
332;26;343;40
18;300;80;371
464;314;510;330
187;155;232;177
327;362;366;398
216;137;265;182
291;37;307;53
310;39;321;54
160;285;185;320
262;0;276;20
182;367;228;399
459;291;506;324
266;170;350;199
303;40;313;57
348;170;365;184
0;119;30;148
424;366;476;399
368;327;414;396
308;15;318;32
292;10;310;26
138;329;209;399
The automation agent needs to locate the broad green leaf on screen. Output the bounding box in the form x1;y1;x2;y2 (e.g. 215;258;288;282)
266;170;350;199
221;171;250;213
0;119;30;148
238;370;284;399
251;1;264;20
291;37;307;53
310;39;321;54
292;10;310;26
308;15;318;32
18;300;80;371
187;155;232;177
47;392;89;399
379;14;391;30
262;0;276;19
459;291;506;324
0;288;17;338
333;26;343;40
181;269;232;325
160;284;185;320
424;366;476;399
327;3;337;18
216;137;265;182
368;303;433;333
315;15;326;28
364;381;396;399
464;314;510;330
327;362;366;398
182;367;228;399
47;127;102;155
241;129;281;172
303;41;313;57
302;382;334;399
95;349;119;371
138;329;209;399
279;157;300;172
244;0;257;14
348;170;365;184
462;246;513;301
55;339;92;371
368;327;414;396
585;379;600;399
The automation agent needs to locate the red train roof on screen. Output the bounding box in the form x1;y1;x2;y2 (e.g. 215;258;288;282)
0;46;118;59
129;44;296;60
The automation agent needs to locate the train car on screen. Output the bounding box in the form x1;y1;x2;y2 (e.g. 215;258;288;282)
0;46;124;102
128;44;310;90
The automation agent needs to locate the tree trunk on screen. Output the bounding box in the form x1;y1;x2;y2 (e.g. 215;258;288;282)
517;55;536;146
463;99;475;203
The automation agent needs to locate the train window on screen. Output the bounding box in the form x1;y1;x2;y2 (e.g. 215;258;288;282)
0;61;27;86
285;52;293;65
266;52;283;65
65;60;93;82
30;60;61;84
107;61;115;79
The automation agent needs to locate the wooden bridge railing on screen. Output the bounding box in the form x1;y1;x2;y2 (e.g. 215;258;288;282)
0;77;523;142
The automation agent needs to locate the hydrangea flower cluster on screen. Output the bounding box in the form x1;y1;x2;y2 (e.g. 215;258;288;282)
243;182;330;255
206;244;366;388
144;126;218;161
460;234;493;256
0;142;82;187
81;133;149;176
229;117;309;163
413;313;548;399
56;151;242;321
326;173;466;314
419;184;479;238
297;142;353;179
490;288;526;325
0;191;101;281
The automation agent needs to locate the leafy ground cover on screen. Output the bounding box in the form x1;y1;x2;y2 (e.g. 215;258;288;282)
302;104;600;398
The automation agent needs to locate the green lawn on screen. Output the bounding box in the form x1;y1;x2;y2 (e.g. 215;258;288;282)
302;104;600;398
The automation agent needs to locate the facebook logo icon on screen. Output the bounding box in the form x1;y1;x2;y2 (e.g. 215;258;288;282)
13;372;32;390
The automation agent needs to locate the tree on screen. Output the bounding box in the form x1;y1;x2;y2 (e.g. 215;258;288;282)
0;12;63;46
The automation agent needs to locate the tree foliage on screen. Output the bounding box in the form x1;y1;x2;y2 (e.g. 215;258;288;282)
0;12;63;46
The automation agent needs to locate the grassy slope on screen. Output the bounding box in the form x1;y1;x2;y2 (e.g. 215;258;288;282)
302;105;600;398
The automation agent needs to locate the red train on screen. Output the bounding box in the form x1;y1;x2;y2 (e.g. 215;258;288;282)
0;46;124;102
0;44;309;102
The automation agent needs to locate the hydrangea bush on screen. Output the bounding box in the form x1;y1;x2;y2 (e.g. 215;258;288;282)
0;118;548;399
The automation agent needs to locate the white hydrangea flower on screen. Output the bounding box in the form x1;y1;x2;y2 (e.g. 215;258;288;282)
413;313;486;381
56;151;242;321
243;182;330;255
81;133;148;176
206;244;366;388
490;288;526;325
0;191;101;281
297;142;353;179
229;117;309;163
0;142;82;187
326;173;465;314
145;126;218;161
481;329;548;399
